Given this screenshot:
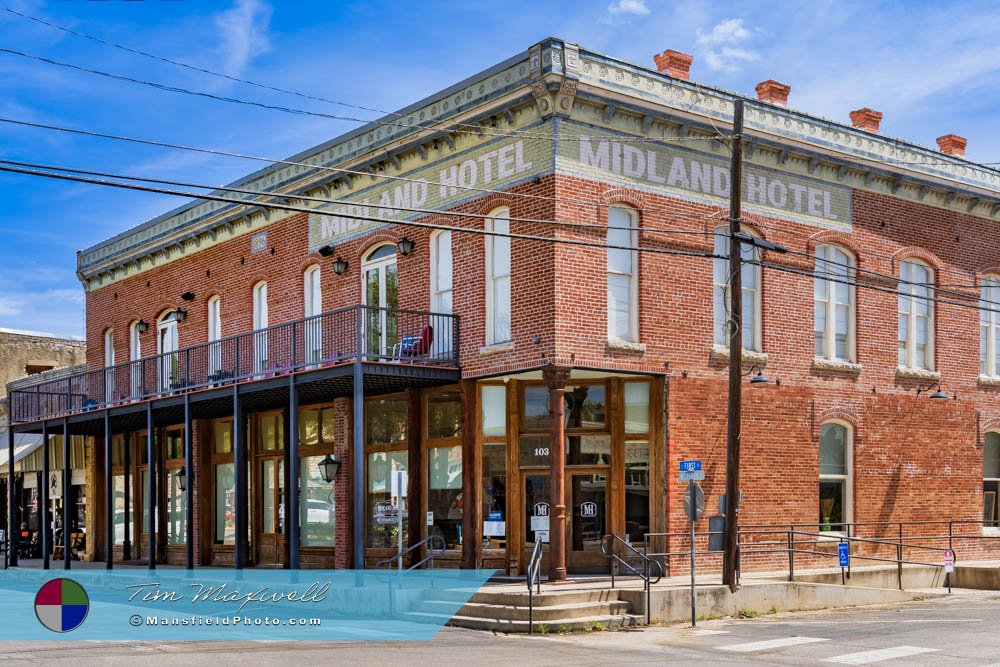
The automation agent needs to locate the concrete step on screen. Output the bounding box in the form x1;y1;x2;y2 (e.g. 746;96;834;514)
415;598;631;622
442;612;643;633
466;588;622;606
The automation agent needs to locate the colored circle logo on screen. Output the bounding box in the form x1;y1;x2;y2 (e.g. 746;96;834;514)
34;578;90;633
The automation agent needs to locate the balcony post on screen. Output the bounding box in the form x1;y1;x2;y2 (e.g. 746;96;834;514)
543;365;571;582
104;410;113;570
353;306;365;569
123;431;132;561
288;375;300;569
7;425;16;567
233;385;246;569
63;417;71;570
41;420;49;569
184;392;194;569
146;404;155;569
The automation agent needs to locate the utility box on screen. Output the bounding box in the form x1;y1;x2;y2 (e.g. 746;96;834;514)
708;515;725;552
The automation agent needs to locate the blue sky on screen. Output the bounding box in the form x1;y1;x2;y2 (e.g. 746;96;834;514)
2;0;1000;337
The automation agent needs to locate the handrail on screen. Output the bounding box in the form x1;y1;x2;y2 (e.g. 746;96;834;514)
526;535;543;635
376;534;447;571
601;533;662;625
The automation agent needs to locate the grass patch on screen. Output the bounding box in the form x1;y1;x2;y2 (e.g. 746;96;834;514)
591;622;605;632
737;607;761;619
537;624;549;635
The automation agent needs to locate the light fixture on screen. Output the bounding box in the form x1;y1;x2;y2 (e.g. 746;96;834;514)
397;237;415;256
318;454;341;483
917;383;956;401
747;365;771;385
135;319;149;334
173;308;188;323
332;257;349;275
318;245;335;257
176;466;186;492
181;291;196;302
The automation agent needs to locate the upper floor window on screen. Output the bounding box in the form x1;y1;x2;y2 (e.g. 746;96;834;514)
207;295;222;378
485;208;511;345
985;431;1000;529
819;421;852;534
303;267;322;365
713;227;762;351
431;230;453;315
814;245;856;362
981;276;1000;377
128;321;142;398
253;281;269;374
104;328;115;402
607;206;638;342
897;260;934;370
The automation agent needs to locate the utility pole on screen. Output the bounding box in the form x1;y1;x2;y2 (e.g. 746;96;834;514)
722;99;744;592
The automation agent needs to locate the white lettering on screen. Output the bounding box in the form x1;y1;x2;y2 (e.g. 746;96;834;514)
690;160;712;194
713;166;730;197
746;175;767;205
514;141;533;174
623;145;645;178
378;191;393;219
611;141;622;174
823;190;838;220
789;183;807;212
807;188;824;217
439;165;458;197
647;151;665;183
478;150;497;183
393;183;412;214
496;145;515;178
667;157;689;188
458;160;477;189
579;136;610;171
768;181;788;208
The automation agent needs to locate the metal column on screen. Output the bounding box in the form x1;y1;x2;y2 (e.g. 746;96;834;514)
6;425;15;567
147;404;155;570
41;421;49;569
184;394;194;569
233;385;246;570
288;375;300;569
123;432;131;561
352;361;364;570
104;410;113;569
62;418;70;570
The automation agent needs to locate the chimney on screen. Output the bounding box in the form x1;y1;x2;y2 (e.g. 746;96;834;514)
936;134;967;157
755;79;790;106
849;107;883;133
653;49;693;80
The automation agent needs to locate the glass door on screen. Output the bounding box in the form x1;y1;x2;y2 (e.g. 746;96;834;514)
521;471;550;572
362;245;398;358
157;318;179;392
567;471;607;572
255;458;284;567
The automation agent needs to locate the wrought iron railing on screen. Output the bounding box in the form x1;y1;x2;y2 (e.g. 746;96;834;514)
8;305;459;423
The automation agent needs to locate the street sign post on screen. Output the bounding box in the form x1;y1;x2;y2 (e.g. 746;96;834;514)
838;541;850;585
944;549;955;593
680;461;704;627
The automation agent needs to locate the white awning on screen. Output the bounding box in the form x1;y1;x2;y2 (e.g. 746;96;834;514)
0;431;45;475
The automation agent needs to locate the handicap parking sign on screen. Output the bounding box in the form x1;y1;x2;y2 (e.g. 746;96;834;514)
838;542;850;568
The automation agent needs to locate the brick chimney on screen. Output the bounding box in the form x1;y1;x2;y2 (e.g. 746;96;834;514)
653;49;693;80
849;107;883;133
936;134;967;157
755;79;790;106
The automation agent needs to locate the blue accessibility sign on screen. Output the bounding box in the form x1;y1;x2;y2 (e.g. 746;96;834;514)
679;460;702;472
838;542;850;568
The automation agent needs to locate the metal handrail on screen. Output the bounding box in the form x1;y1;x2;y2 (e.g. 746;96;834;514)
376;534;447;571
526;535;543;635
601;533;662;625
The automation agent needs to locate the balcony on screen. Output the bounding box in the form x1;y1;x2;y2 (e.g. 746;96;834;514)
8;305;459;425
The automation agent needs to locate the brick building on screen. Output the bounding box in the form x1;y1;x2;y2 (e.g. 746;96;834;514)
7;39;1000;574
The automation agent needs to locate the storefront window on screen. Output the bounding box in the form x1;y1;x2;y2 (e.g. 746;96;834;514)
523;386;549;429
215;463;235;544
165;429;184;459
481;385;506;437
524;473;551;545
113;474;132;546
624;441;649;543
167;471;185;545
300;456;335;547
566;434;611;466
565;384;606;428
482;443;506;545
299;407;336;445
427;391;462;439
260;414;283;451
624;382;650;433
984;432;1000;529
819;422;852;533
366;398;408;445
213;421;232;454
519;434;550;467
428;446;463;549
366;450;408;549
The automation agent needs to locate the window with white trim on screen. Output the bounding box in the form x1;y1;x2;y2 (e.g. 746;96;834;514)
607;206;638;342
129;321;142;398
431;230;454;356
897;260;934;370
485;208;511;345
819;421;852;534
814;244;856;362
207;295;222;378
985;432;1000;529
713;227;762;351
253;281;268;374
304;266;322;364
981;276;1000;377
104;328;115;403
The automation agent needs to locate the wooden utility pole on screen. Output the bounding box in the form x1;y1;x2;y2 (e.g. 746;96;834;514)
722;99;745;592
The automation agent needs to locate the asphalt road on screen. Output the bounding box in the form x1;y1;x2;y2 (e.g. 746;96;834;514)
3;590;1000;665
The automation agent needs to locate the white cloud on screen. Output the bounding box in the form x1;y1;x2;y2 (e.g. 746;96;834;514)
214;0;273;77
695;18;759;72
607;0;650;16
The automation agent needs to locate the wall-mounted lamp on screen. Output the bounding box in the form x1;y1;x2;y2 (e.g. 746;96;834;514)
318;454;341;483
176;466;187;492
135;319;149;334
173;308;188;323
917;382;956;401
397;237;415;256
181;291;196;302
332;257;349;275
318;245;335;257
746;365;772;385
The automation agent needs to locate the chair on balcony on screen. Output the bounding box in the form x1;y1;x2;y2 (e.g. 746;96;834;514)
392;324;434;363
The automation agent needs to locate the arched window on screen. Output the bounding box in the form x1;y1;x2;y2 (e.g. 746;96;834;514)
814;245;856;362
362;244;398;356
485;208;511;345
431;230;454;356
129;321;142;398
207;295;222;378
981;276;1000;378
985;432;1000;529
303;266;322;364
607;206;638;342
104;328;115;403
898;260;934;370
253;281;268;374
713;226;762;351
157;310;179;392
819;421;853;534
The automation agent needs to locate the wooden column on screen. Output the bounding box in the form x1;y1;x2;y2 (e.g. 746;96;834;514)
406;388;423;565
544;365;570;581
460;379;479;569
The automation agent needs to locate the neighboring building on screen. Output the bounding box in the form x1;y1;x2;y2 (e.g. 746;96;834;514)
0;329;85;421
8;39;1000;574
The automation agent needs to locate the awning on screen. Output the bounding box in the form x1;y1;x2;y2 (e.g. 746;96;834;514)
0;431;45;475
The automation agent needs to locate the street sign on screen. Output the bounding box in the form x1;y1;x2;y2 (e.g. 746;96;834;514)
683;483;705;521
679;470;705;482
838;542;850;568
944;549;955;574
679;460;702;472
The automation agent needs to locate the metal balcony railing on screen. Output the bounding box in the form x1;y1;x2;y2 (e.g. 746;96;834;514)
8;305;459;423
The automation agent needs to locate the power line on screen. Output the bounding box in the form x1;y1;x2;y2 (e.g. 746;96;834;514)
0;115;731;222
0;46;721;145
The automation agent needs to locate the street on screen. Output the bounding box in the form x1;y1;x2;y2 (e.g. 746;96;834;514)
2;591;999;665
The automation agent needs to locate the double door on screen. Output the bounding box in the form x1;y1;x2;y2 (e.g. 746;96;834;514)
522;470;609;573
